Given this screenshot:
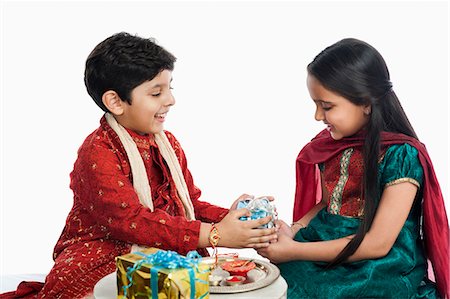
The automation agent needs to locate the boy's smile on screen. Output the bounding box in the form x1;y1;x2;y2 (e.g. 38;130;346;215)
115;70;175;135
155;112;168;122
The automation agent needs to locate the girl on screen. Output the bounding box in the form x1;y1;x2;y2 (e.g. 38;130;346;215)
258;38;449;298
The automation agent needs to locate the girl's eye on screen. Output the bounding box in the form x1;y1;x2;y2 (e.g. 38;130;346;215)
152;93;161;97
321;103;332;111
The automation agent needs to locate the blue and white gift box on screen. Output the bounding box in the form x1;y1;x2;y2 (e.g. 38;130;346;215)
237;197;277;228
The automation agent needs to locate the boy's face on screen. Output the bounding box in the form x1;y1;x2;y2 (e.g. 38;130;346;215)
118;70;175;135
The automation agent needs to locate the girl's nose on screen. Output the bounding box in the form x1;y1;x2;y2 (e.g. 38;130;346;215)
315;107;325;121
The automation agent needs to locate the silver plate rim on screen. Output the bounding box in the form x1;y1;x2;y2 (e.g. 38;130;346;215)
205;257;280;294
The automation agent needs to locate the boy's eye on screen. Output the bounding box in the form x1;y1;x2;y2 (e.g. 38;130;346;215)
152;86;172;96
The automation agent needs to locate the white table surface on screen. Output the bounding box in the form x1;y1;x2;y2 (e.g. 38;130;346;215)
93;272;287;299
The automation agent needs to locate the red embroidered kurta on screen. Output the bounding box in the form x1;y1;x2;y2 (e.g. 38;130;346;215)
36;116;228;298
320;147;364;217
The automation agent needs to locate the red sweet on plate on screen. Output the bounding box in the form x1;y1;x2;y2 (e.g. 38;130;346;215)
225;275;246;286
220;259;256;277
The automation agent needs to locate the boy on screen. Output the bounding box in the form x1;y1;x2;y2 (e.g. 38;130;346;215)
5;32;276;298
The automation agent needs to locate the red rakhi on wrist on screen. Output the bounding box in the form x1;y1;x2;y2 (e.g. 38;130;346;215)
209;223;221;267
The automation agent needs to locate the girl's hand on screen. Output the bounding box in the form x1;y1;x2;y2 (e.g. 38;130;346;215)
256;234;295;264
216;208;277;248
276;220;294;239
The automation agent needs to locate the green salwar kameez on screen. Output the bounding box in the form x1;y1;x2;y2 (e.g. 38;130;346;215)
279;144;438;298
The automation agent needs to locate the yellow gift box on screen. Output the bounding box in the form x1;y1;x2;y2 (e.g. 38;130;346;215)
116;248;210;299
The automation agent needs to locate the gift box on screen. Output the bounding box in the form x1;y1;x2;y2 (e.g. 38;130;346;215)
116;248;210;299
237;197;277;228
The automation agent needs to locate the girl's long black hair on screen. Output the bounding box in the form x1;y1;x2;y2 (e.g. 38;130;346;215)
307;38;418;266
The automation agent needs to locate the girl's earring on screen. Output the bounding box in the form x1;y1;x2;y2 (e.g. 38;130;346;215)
364;107;371;115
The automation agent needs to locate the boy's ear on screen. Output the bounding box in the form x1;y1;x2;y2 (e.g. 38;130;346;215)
102;91;124;115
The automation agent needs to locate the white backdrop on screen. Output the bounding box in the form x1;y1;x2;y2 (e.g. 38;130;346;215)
1;1;449;276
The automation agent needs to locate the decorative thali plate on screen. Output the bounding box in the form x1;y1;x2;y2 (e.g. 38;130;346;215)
201;257;280;294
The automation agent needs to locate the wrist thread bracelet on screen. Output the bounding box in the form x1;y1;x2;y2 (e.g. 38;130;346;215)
209;223;221;267
291;222;306;229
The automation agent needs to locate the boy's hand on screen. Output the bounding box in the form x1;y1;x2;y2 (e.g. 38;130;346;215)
230;194;254;210
216;208;277;248
229;194;275;210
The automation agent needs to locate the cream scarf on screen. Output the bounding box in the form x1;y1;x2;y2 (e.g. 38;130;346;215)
105;113;196;221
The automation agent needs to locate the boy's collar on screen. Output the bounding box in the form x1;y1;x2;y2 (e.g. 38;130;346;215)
101;115;157;149
125;127;157;149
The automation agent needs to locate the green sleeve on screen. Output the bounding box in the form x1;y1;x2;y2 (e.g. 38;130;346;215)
379;143;423;189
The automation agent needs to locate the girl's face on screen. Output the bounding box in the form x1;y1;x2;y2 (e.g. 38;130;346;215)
307;74;370;140
117;70;175;135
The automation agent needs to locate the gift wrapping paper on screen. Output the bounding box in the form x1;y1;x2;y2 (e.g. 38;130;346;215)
116;248;210;299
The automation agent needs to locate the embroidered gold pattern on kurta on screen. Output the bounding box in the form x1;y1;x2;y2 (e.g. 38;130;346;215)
329;148;354;215
385;177;420;188
141;150;150;161
132;136;152;149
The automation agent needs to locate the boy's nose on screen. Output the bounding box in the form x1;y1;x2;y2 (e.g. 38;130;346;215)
166;92;175;106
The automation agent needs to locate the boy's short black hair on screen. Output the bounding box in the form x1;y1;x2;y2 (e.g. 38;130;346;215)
84;32;176;112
